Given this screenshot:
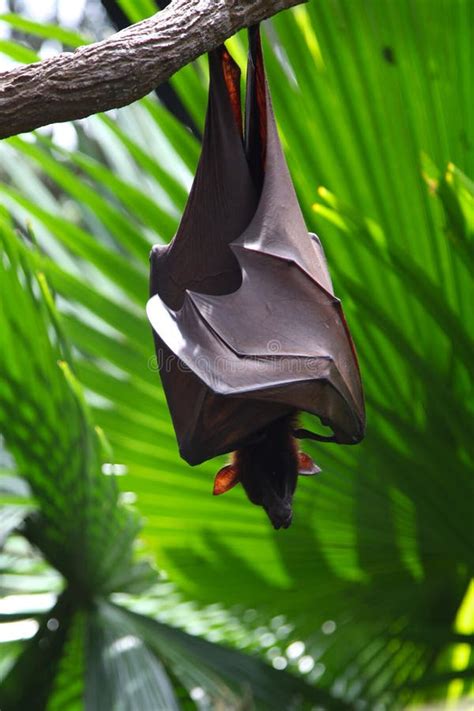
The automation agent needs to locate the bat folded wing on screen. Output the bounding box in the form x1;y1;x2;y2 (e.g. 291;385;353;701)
146;290;330;395
146;31;365;465
146;240;364;447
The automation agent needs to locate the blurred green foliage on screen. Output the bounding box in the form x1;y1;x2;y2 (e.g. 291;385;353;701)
0;1;473;709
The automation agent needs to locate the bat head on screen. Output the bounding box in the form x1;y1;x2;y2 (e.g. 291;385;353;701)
213;414;320;529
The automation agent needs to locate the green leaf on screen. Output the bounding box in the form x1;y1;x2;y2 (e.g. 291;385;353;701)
0;591;78;711
86;602;180;711
0;13;88;47
0;38;38;63
115;0;157;24
434;162;474;276
0;222;156;597
88;602;348;710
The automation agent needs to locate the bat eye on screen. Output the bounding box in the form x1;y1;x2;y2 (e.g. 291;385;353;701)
297;452;321;476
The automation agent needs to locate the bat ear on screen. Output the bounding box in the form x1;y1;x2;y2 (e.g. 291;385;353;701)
213;464;240;495
297;452;321;476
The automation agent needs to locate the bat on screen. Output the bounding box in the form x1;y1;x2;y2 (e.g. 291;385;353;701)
147;27;365;529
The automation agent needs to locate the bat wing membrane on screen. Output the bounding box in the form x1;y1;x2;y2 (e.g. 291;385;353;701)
147;245;363;450
147;31;365;464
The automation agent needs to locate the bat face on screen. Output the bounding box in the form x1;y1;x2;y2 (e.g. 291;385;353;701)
235;414;299;529
147;26;365;528
214;413;321;529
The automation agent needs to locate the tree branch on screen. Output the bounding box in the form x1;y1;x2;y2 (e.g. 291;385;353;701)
0;0;305;140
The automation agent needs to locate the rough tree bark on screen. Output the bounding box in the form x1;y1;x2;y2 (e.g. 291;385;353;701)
0;0;305;140
100;0;201;138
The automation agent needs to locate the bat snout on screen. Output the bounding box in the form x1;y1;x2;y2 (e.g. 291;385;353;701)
267;508;293;530
264;496;294;530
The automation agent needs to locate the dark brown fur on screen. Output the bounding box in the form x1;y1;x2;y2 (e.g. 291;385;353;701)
233;413;299;529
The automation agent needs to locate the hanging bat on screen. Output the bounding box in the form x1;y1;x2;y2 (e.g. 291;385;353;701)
147;27;365;529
